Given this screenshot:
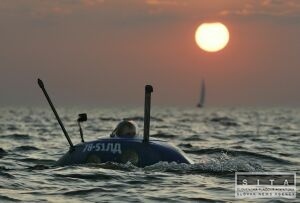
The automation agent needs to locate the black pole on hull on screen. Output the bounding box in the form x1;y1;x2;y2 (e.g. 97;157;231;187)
37;79;74;150
143;85;153;143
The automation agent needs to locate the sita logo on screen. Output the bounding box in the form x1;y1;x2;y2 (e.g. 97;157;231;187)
242;178;290;186
235;172;296;199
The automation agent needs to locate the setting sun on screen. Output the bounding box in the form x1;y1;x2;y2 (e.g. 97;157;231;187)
195;22;230;52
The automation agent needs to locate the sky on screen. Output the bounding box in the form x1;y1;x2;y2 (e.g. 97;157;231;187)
1;0;300;107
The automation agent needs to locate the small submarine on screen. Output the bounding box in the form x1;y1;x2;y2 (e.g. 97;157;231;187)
38;79;193;167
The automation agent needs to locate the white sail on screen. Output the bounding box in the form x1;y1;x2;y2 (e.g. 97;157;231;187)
197;79;205;108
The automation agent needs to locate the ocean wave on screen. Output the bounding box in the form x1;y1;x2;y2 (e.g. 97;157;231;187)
183;135;206;141
0;195;21;202
178;143;193;148
0;148;6;155
1;133;30;140
14;146;40;151
99;117;120;121
48;157;262;177
64;187;117;195
0;171;15;179
188;197;226;203
144;156;263;174
209;116;239;126
0;166;9;171
43;150;266;174
124;116;163;122
52;162;137;176
19;158;56;165
54;172;118;181
27;164;50;170
151;133;176;138
184;148;292;164
7;125;19;131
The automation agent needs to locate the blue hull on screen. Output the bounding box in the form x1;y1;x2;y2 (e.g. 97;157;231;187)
57;137;193;167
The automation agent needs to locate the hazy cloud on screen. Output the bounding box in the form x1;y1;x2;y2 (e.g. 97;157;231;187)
2;0;300;20
145;0;187;16
220;0;300;18
0;0;105;19
145;0;185;6
81;0;105;7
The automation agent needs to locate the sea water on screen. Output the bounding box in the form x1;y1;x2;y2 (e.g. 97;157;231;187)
0;107;299;202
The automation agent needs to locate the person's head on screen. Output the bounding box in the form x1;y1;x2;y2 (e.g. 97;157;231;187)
111;120;138;138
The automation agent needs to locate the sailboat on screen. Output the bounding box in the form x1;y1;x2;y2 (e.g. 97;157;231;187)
197;79;205;108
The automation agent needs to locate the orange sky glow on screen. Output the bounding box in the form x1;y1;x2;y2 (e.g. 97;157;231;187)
1;0;300;107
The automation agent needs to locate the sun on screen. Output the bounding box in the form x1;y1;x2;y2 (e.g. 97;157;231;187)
195;22;230;52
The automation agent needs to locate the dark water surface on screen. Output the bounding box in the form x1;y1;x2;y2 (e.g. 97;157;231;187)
0;107;299;202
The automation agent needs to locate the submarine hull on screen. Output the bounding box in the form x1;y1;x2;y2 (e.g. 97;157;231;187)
56;137;193;167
